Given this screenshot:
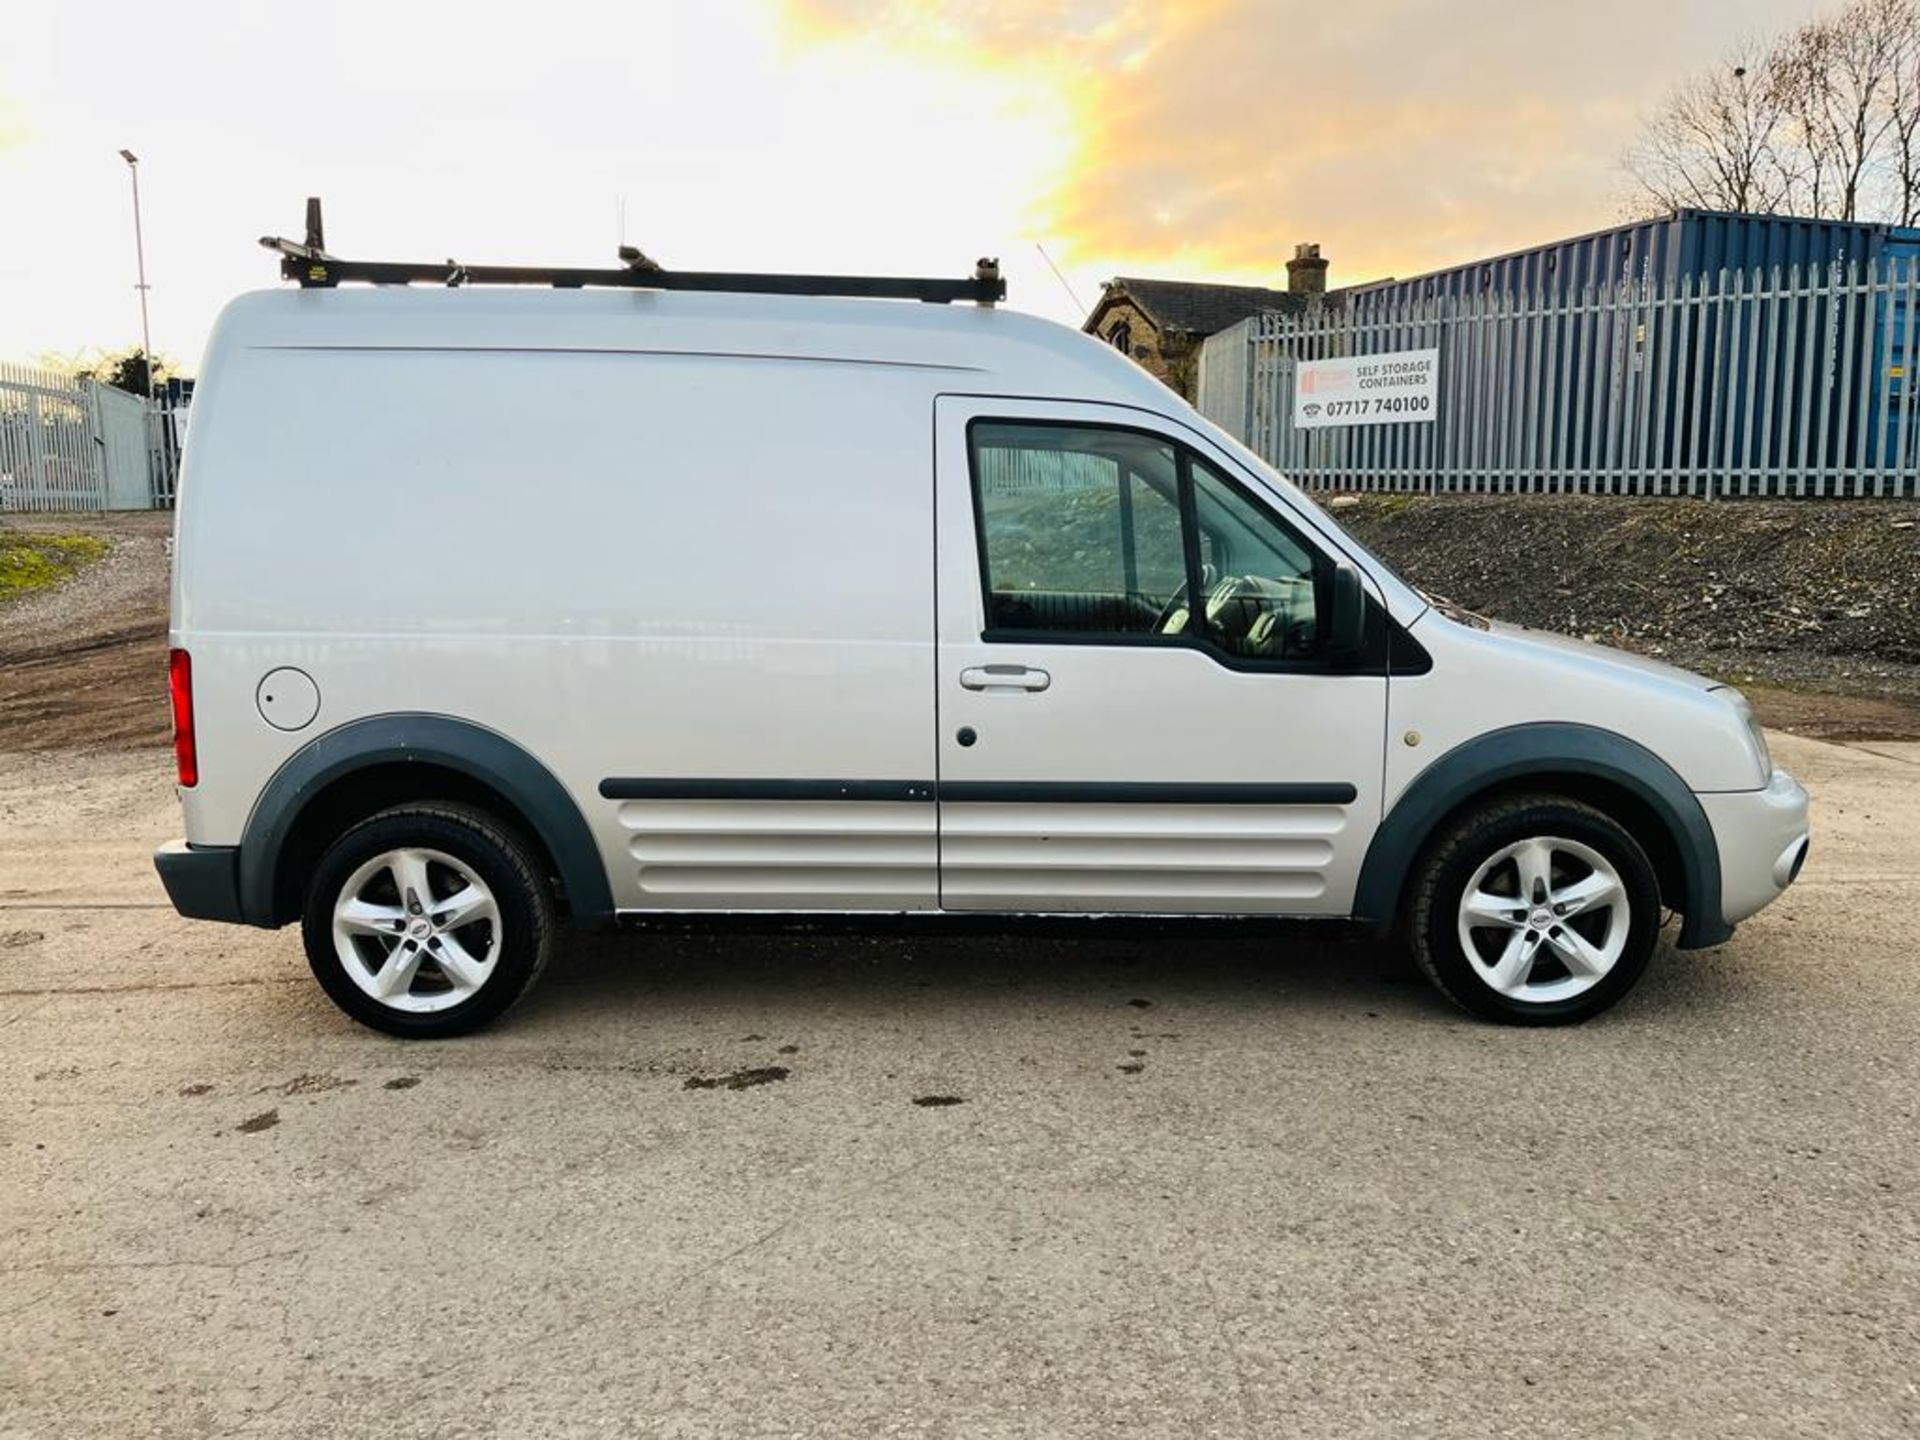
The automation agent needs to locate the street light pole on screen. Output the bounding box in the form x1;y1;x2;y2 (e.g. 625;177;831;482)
118;149;156;401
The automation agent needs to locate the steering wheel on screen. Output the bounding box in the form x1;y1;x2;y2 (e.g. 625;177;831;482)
1153;579;1191;634
1154;564;1222;635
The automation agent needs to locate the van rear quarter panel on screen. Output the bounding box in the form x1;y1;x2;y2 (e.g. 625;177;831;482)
175;344;942;906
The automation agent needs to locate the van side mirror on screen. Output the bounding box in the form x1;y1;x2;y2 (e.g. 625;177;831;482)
1328;560;1366;663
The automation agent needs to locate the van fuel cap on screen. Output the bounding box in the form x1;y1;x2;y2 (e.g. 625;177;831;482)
256;667;320;731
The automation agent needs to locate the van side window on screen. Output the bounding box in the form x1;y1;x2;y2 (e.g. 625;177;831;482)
969;423;1184;637
968;420;1325;663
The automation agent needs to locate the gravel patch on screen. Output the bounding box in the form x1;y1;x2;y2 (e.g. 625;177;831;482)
0;511;171;642
0;513;173;750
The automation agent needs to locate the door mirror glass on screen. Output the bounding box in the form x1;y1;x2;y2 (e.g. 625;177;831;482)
1328;560;1366;661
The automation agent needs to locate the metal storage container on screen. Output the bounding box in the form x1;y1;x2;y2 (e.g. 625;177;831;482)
1348;209;1902;308
1874;230;1919;467
1338;211;1919;482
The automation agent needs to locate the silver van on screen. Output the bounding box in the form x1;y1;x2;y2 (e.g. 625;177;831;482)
155;240;1809;1035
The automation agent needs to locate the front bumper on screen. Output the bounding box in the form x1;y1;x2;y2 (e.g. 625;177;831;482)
154;840;247;924
1698;769;1811;928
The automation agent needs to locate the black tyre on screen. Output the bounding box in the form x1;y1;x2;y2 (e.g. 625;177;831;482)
1409;794;1660;1025
300;803;555;1038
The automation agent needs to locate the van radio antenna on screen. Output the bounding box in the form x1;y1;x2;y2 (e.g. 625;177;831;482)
259;197;1007;305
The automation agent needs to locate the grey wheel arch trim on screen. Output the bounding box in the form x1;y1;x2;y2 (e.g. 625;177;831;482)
1353;722;1731;950
235;714;614;930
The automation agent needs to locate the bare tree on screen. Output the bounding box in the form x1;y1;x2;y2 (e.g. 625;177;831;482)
1884;0;1920;221
1774;0;1905;220
1623;0;1920;223
1623;45;1794;214
1772;27;1842;216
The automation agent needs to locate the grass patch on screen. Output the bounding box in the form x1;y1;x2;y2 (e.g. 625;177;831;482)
0;531;109;603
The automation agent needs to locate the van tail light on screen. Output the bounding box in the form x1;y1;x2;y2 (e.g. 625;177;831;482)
168;648;198;787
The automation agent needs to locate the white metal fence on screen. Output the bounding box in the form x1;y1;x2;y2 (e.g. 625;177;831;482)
1;364;105;510
1197;258;1920;498
147;389;185;508
0;363;177;511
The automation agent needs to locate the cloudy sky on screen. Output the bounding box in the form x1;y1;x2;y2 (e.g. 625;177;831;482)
0;0;1817;368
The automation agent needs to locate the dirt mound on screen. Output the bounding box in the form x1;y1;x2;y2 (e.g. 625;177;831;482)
1333;494;1920;739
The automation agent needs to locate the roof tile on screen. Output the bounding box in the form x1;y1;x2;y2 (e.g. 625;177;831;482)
1102;277;1311;336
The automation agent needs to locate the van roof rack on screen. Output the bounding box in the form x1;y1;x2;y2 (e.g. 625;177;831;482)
260;197;1004;305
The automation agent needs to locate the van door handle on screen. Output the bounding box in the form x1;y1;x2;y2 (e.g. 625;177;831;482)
959;664;1051;693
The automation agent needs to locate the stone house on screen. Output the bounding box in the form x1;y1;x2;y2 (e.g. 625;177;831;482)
1082;243;1340;401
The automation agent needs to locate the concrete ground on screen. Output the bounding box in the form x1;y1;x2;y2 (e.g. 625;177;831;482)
2;735;1916;1439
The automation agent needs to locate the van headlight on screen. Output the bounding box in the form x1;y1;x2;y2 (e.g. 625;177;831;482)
1721;688;1772;784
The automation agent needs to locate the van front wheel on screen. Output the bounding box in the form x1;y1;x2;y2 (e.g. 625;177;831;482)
301;804;555;1038
1409;795;1660;1025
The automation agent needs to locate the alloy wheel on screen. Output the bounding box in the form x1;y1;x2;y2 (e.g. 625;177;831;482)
330;847;501;1013
1455;835;1630;1004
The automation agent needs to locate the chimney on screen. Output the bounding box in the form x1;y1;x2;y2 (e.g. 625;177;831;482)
1287;242;1328;296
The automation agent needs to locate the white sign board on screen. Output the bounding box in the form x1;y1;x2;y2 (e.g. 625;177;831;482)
1293;347;1439;429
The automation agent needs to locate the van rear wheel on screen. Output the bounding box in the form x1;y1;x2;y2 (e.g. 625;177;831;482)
301;804;555;1038
1409;795;1660;1025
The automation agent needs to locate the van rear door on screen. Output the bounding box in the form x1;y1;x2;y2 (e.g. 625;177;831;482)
932;396;1388;915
